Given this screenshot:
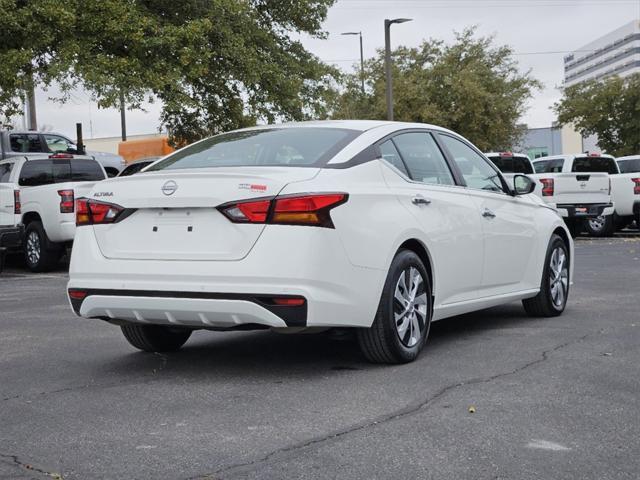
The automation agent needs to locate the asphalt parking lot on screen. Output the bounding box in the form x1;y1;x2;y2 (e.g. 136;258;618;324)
1;237;639;480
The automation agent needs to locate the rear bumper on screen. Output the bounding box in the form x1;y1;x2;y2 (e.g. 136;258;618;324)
555;203;614;218
67;226;386;329
69;289;306;328
0;225;24;249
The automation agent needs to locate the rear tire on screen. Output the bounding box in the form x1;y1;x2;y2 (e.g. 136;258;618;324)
357;250;432;364
523;234;569;317
583;214;615;237
24;221;62;272
121;324;192;352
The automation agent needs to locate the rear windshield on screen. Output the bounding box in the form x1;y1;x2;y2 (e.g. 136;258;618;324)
534;159;564;173
617;159;640;173
18;159;105;186
148;128;360;171
571;157;618;174
119;161;153;177
487;155;533;174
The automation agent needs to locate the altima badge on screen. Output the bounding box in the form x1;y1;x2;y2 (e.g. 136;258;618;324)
161;180;178;196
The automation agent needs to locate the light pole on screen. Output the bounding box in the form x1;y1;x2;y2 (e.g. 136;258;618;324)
384;18;412;121
341;31;365;94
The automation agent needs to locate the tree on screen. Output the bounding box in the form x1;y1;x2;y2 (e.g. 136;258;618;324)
0;0;337;144
331;28;540;152
554;74;640;157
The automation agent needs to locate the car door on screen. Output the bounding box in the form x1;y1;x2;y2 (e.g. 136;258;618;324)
437;133;538;296
379;131;484;307
0;162;16;226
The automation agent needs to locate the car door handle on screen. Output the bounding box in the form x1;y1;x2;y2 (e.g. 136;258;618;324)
411;195;431;206
482;208;496;219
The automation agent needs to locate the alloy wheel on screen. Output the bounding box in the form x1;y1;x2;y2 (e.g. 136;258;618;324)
26;231;41;266
588;215;605;232
393;266;428;347
549;247;569;309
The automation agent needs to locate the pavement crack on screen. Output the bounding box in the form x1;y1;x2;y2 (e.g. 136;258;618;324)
187;333;592;480
0;453;63;479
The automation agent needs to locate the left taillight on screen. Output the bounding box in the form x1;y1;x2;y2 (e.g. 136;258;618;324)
13;190;21;214
58;189;74;213
76;198;125;226
632;178;640;195
218;193;348;228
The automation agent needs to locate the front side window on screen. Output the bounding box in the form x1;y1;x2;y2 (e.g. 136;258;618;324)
10;134;44;153
438;134;503;192
392;132;454;185
147;128;359;171
0;163;13;183
44;134;75;153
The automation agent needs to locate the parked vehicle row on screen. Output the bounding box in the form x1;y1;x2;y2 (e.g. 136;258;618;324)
486;151;640;237
1;130;126;177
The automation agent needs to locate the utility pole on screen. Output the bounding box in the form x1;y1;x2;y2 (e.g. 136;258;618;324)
384;18;412;121
26;75;37;131
119;90;127;141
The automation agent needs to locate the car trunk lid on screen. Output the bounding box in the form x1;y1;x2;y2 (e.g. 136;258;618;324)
90;167;319;261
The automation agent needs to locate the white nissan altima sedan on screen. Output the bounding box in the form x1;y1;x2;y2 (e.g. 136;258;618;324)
67;121;573;363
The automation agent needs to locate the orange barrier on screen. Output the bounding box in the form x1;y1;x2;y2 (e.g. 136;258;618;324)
118;137;175;163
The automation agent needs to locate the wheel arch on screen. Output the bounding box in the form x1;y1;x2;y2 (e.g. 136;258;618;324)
552;226;571;261
22;211;42;226
396;238;435;303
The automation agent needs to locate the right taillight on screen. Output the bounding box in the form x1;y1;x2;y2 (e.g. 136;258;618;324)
632;178;640;195
218;193;348;228
13;190;21;214
540;178;554;196
76;198;125;226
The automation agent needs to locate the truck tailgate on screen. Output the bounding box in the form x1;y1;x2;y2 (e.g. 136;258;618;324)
530;172;610;205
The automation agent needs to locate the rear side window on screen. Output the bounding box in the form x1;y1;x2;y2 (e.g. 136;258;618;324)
379;140;409;176
534;159;564;173
487;155;533;174
10;134;44;153
618;159;640;173
148;128;359;171
392;133;454;185
19;160;54;186
572;157;618;174
71;160;105;181
118;161;153;177
0;163;13;182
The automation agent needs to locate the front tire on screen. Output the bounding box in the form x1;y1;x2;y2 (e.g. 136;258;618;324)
357;250;432;364
121;324;192;352
583;214;615;237
523;234;569;317
24;221;62;272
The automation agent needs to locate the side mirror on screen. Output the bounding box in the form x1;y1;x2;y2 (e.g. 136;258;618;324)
513;174;535;195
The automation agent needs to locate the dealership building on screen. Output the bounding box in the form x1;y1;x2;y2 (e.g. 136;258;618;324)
517;20;640;158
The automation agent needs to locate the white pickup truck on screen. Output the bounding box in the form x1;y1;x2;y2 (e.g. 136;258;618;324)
617;155;640;228
0;154;107;271
486;152;613;236
0;163;23;259
532;154;638;236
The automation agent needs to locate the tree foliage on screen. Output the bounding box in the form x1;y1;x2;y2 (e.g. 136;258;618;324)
331;28;540;151
0;0;337;144
554;74;640;157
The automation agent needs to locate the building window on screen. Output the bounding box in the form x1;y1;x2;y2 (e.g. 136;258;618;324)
528;147;549;160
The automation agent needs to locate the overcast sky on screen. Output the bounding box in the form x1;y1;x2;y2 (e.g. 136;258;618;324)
29;0;640;139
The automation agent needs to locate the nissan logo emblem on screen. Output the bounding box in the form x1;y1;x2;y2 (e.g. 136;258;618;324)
161;180;178;196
